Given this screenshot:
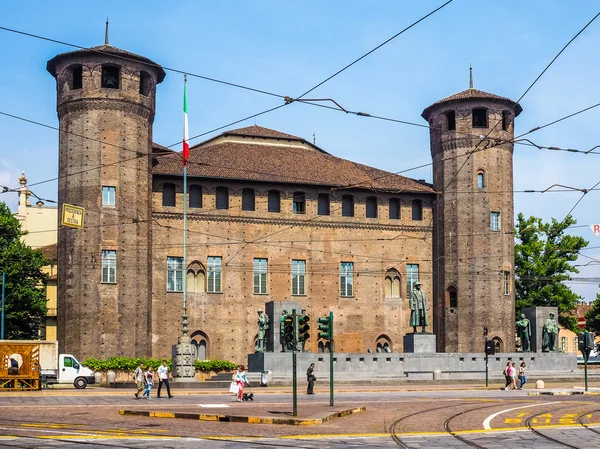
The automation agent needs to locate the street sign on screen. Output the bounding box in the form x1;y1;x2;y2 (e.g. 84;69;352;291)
591;224;600;237
578;317;586;329
61;204;85;229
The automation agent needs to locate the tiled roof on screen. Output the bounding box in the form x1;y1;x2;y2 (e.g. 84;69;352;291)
47;45;166;82
39;243;57;262
422;88;522;119
153;127;434;194
222;125;302;141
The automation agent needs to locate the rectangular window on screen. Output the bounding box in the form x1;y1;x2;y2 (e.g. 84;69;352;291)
268;190;280;212
406;264;419;296
503;271;510;295
254;258;268;294
293;192;305;214
340;262;354;297
317;194;330;216
207;256;222;293
242;188;255;211
166;257;183;292
491;212;501;232
101;250;116;283
162;183;175;207
102;186;116;207
446;110;456;131
412;200;423;220
342;195;354;217
189;185;202;208
561;336;568;352
389;198;400;220
216;187;229;209
292;260;306;296
472;108;488;128
573;336;578;352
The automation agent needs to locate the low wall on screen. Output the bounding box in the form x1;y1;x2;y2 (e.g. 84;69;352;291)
248;352;577;382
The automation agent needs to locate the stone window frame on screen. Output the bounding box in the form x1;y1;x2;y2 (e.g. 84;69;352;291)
166;256;184;292
291;259;306;296
491;211;501;232
207;256;222;293
340;262;354;297
101;250;117;284
102;186;116;207
384;269;401;299
187;260;206;293
253;258;268;295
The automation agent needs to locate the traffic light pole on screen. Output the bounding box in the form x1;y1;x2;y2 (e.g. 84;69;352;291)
584;330;589;392
329;311;334;407
485;337;489;388
292;309;297;417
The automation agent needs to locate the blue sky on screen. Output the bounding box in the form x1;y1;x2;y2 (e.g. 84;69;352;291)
1;1;599;301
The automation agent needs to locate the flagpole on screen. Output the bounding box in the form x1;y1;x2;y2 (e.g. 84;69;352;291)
182;74;189;337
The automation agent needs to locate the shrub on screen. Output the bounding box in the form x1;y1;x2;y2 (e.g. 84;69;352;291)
82;357;236;372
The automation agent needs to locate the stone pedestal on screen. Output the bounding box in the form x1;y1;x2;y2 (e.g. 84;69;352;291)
403;333;436;353
265;300;302;352
523;307;558;352
171;336;196;381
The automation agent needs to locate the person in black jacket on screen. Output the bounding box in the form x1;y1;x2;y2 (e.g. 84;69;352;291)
306;363;316;394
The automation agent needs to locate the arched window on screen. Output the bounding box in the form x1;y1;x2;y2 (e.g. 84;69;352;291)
385;269;401;298
216;186;229;209
502;110;510;131
342;195;354;217
477;171;485;189
268;190;280;212
187;261;206;293
318;193;330;216
411;199;423;221
101;65;120;89
446;110;456;131
491;337;503;354
242;188;255;211
318;341;331;353
139;71;151;96
162;183;175;207
376;335;392;353
189;185;202;208
389;198;400;220
71;65;83;90
366;197;378;218
190;331;209;361
293;191;305;214
447;286;457;308
472;108;488;128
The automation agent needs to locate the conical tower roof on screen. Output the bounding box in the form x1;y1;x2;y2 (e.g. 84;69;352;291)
422;88;522;120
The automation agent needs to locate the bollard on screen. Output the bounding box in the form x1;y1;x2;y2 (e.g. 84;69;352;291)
536;380;545;389
433;369;441;380
107;370;116;385
94;372;102;385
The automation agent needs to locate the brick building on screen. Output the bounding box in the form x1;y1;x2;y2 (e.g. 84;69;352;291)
47;42;520;362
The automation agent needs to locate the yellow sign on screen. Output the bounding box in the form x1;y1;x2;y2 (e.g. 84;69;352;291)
61;204;85;229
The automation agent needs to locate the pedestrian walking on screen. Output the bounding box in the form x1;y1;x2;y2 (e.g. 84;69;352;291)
503;361;511;389
133;362;144;399
156;359;173;398
234;365;249;402
306;363;316;394
142;366;154;399
518;362;527;389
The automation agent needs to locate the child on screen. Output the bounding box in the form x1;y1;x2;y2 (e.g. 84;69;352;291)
143;366;154;399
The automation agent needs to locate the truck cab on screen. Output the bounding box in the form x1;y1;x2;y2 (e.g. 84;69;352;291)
41;354;95;389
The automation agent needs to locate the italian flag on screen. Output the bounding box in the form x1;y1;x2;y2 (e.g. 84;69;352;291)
182;75;189;166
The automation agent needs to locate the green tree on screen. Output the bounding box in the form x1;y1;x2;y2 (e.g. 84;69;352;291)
514;213;588;332
585;290;600;335
0;202;49;338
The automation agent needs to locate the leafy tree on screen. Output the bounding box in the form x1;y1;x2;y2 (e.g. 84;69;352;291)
585;290;600;335
514;213;588;332
0;202;48;339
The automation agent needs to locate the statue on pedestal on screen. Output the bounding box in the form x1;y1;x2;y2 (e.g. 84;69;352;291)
255;309;269;353
542;312;558;352
516;313;531;352
409;281;429;333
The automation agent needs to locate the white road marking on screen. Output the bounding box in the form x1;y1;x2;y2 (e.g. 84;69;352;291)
198;404;229;408
483;401;561;429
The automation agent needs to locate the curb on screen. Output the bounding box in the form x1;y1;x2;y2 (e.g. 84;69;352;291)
527;391;596;396
119;406;366;425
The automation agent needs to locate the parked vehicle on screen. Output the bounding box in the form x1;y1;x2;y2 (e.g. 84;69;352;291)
1;340;95;389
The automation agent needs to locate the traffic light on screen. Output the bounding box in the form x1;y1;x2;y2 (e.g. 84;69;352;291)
317;314;333;341
298;315;310;343
485;340;495;356
283;315;295;347
578;332;586;352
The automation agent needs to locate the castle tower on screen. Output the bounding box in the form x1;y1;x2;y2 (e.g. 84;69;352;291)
422;79;522;353
47;41;165;358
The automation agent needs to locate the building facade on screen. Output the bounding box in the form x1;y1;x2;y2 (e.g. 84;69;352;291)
47;43;518;362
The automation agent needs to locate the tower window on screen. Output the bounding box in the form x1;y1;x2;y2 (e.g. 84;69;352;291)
446;110;456;131
389;198;400;220
189;185;202;208
162;183;175;207
72;65;82;90
101;65;120;89
101;250;117;284
448;287;458;308
216;187;229;209
293;191;305;214
472;108;487;128
366;196;378;218
491;212;501;231
502;110;510;131
411;200;423;221
503;271;510;295
102;186;116;207
318;193;330;216
342;195;354;217
268;190;280;212
139;71;151;96
477;171;485;189
242;188;255;211
166;256;184;292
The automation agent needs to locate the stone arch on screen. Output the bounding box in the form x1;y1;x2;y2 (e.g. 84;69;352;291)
190;330;209;360
376;334;393;353
187;260;206;293
384;268;401;298
318;340;331;353
491;336;503;353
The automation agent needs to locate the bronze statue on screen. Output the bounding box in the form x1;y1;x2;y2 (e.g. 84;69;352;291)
516;313;531;352
542;312;558;352
255;309;269;353
409;281;429;333
279;309;288;352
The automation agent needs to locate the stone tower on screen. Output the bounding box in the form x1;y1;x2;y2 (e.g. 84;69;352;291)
422;80;522;353
47;42;165;358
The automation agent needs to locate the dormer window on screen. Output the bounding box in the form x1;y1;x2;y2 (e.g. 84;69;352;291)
139;71;151;96
446;110;456;131
72;65;82;90
101;65;120;89
472;108;487;128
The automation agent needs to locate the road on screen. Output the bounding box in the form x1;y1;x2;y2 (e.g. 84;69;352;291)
0;387;599;447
